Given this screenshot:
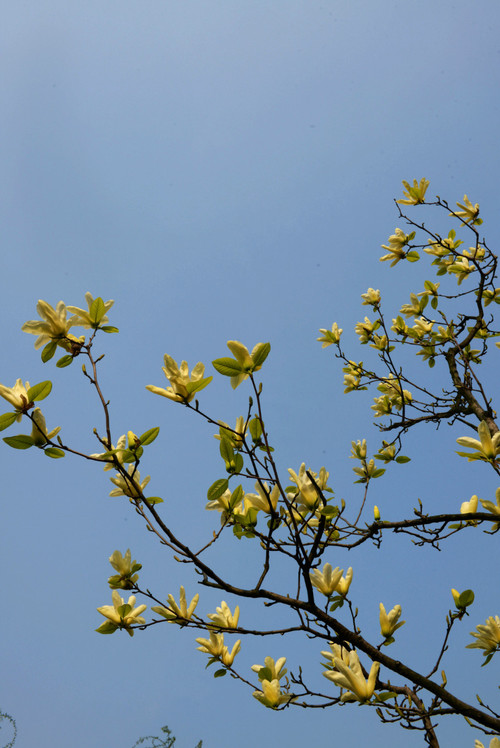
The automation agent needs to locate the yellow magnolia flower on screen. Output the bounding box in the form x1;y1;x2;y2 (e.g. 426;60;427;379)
66;292;114;328
96;590;147;637
208;601;240;629
337;567;353;596
109;465;150;498
252;679;294;709
323;649;380;702
380;228;411;265
0;379;31;421
456;421;500;463
22;300;80;350
214;416;247;450
475;738;500;748
317;323;343;347
321;643;351;669
252;655;288;682
396;178;430;205
152;586;199;622
30;407;61;446
108;549;141;590
227;341;267;388
361;288;381;306
245;481;280;514
451;194;480;224
479;488;500;529
146;355;212;403
196;632;241;666
287;462;330;510
310;563;344;597
467;616;500;656
379;603;405;638
90;434;128;470
460;495;479;526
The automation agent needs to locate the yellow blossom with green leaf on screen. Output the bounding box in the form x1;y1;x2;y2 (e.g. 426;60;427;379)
152;586;199;622
108;549;142;590
396;178;429;205
22;300;82;350
96;590;147;636
451;194;480;224
146;355;212;403
467;616;500;658
66;292;114;328
379;603;405;638
109;465;150;498
317;322;343;347
456;421;500;463
323;649;380;702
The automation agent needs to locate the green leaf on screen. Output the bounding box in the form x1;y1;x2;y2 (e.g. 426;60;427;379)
89;297;105;325
395;455;411;464
249;417;262;441
406;251;420;263
319;505;338;519
185;376;213;395
207;478;229;501
139;427;160;446
44;447;65;458
27;380;52;403
0;412;17;431
100;325;119;333
233;453;244;474
258;667;273;682
41;341;57;362
251;342;271;368
377;691;397;702
219;436;235;464
3;434;35;449
56;355;74;368
213;669;227;678
458;589;475;608
212;358;243;377
145;496;164;505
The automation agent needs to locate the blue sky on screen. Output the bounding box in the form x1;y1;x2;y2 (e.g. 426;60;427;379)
1;2;500;747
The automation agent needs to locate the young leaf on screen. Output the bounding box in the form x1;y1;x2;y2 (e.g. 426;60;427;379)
145;496;164;505
27;381;52;403
3;434;35;449
44;447;65;458
207;479;229;502
56;355;74;368
0;412;17;431
251;342;271;368
89;297;106;325
41;341;57;362
213;669;227;678
212;358;243;377
139;427;160;446
100;325;119;333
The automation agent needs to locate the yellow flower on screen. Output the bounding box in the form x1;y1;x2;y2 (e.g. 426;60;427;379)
214;416;247;450
456;421;500;463
108;549;142;590
379;603;405;638
152;586;199;622
30;407;61;446
208;601;240;629
361;288;381;306
452;195;480;224
109;465;150;498
320;643;351;669
475;738;500;748
317;323;343;347
396;178;430;205
467;616;500;656
96;590;147;636
479;488;500;522
323;649;380;702
287;463;330;510
22;300;79;350
227;341;269;388
146;355;212;403
0;379;31;422
245;481;280;514
380;228;412;265
66;292;114;328
310;563;344;597
251;656;294;708
337;567;353;596
90;434;128;470
196;631;241;666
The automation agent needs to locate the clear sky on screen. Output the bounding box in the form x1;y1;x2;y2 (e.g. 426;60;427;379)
1;2;500;747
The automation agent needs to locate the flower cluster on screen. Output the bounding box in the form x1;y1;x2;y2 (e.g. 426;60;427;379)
252;657;295;709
